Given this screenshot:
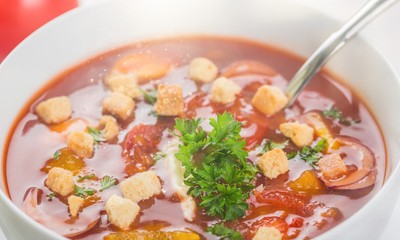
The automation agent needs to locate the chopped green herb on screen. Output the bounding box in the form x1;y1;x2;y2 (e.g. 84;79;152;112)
148;110;158;117
46;192;56;201
260;139;288;154
53;150;61;160
207;223;244;240
299;138;328;168
87;127;106;144
153;151;167;161
139;88;157;105
174;112;257;221
100;176;118;191
77;173;96;182
286;151;298;159
74;185;95;198
322;107;359;126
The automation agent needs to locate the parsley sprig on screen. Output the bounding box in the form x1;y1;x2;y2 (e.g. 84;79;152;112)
259;139;288;155
139;88;157;105
207;223;244;240
74;185;95;198
291;138;328;168
174;112;257;221
322;107;360;126
100;175;118;191
87;127;106;144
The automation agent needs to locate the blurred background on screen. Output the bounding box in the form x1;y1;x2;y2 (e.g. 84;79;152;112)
0;0;399;239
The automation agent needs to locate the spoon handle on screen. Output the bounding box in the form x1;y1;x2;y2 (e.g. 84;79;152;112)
285;0;398;106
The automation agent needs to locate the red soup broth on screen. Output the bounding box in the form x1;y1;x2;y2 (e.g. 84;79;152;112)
3;36;385;240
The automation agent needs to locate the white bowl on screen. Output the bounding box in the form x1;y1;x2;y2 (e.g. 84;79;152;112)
1;0;400;239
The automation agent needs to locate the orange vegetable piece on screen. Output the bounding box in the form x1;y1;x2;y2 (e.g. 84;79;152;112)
112;53;171;83
288;170;324;195
49;117;88;133
41;148;85;175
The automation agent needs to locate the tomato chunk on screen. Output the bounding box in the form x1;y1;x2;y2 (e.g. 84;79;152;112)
122;124;164;176
254;189;313;217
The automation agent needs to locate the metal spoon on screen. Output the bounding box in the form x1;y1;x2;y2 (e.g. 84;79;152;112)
285;0;399;106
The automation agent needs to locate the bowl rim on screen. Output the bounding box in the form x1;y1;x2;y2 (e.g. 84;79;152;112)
1;0;400;239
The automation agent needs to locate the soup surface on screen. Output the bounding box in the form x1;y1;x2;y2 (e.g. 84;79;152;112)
4;36;385;240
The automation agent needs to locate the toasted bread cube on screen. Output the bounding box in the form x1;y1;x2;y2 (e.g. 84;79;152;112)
104;72;141;99
257;148;289;179
105;195;140;230
102;92;135;121
318;153;347;180
279;122;314;147
66;131;94;158
251;85;288;116
120;171;161;203
35;96;72;124
210;77;241;104
155;84;184;116
98;115;119;141
45;167;74;196
189;57;218;83
252;226;282;240
68;195;84;217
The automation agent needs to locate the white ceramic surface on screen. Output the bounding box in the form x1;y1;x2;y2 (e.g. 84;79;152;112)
1;0;400;239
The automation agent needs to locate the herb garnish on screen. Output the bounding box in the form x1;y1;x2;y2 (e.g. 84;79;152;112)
74;185;95;198
53;150;61;160
153;151;167;161
77;173;96;182
295;138;328;168
87;127;106;144
148;110;158;117
260;139;288;154
322;107;360;126
46;192;56;201
207;223;244;240
100;175;118;191
174;112;257;221
139;88;157;105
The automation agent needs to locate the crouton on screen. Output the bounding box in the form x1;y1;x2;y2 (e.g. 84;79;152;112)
102;92;135;121
66;131;94;158
251;85;288;116
210;77;241;104
257;148;289;179
35;96;72;124
120;171;162;203
98;115;119;141
318;153;347;179
45;167;74;196
279;121;314;147
104;72;141;99
189;57;218;83
105;195;140;230
68;195;84;217
252;226;282;240
154;84;184;116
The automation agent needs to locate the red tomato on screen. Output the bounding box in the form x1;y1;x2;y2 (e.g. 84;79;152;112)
0;0;78;61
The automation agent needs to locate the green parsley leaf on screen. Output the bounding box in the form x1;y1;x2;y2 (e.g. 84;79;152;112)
53;150;61;160
74;185;95;198
322;107;359;126
286;151;298;159
260;139;288;154
100;176;118;191
153;151;167;161
299;138;328;168
139;88;157;105
77;173;96;182
148;110;158;117
87;127;106;143
207;223;244;240
174;112;257;221
46;192;56;201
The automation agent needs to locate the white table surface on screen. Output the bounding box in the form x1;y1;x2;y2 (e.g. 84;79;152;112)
2;0;400;239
